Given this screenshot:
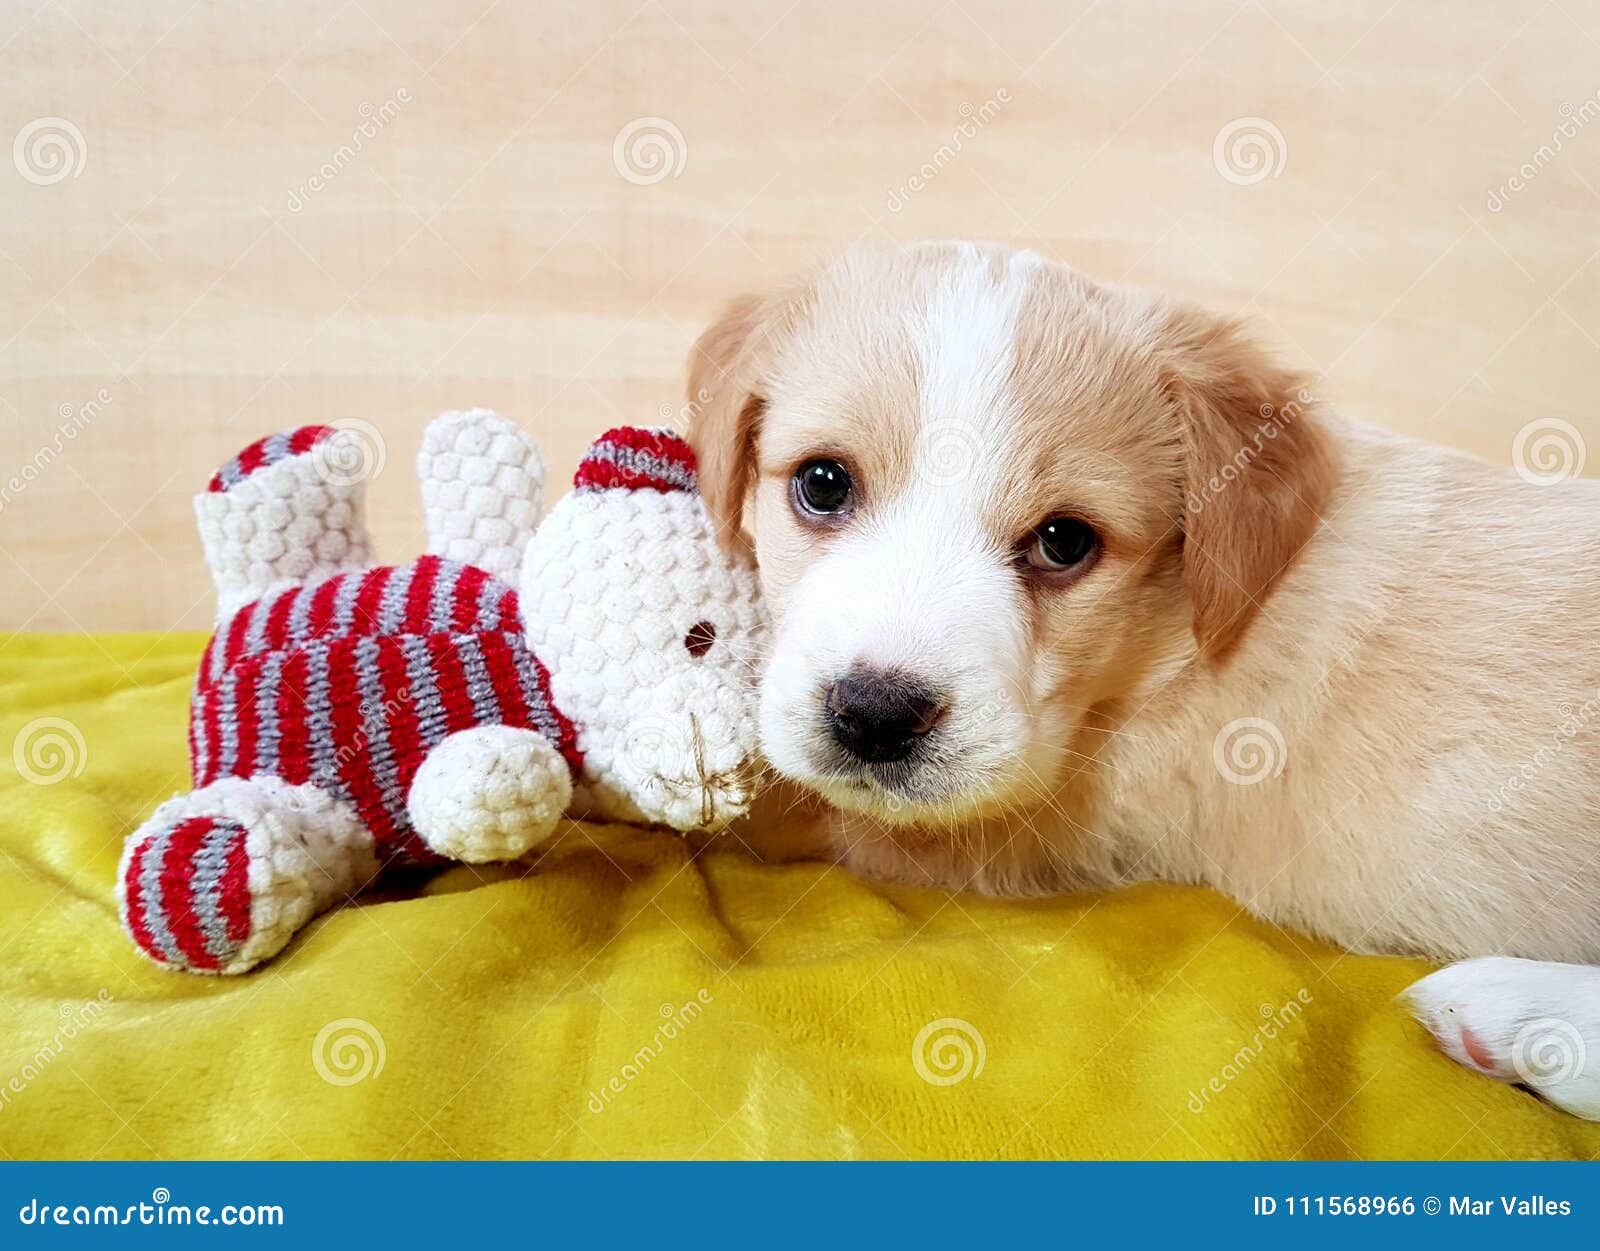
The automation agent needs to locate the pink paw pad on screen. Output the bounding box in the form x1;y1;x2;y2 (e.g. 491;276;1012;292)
1458;1024;1501;1074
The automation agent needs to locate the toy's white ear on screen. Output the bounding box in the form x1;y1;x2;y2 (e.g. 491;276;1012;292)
418;409;546;584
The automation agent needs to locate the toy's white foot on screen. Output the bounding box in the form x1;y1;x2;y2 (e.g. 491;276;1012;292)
1402;957;1600;1120
407;725;571;863
197;424;377;620
119;776;377;975
419;408;545;584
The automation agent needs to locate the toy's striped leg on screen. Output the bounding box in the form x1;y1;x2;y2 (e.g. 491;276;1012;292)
118;776;379;975
407;726;571;863
418;409;545;584
197;425;376;621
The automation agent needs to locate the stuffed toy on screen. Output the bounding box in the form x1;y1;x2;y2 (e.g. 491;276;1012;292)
117;410;765;975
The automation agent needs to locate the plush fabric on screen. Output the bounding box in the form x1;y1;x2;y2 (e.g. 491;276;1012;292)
3;633;1597;1160
187;555;576;859
115;414;765;980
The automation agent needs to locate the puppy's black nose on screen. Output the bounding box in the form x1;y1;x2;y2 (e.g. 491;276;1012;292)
824;669;946;764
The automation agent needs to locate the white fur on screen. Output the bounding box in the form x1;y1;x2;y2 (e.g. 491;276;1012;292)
760;246;1042;822
1404;958;1600;1120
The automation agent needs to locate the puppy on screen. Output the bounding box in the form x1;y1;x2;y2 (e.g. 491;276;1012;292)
685;241;1600;1120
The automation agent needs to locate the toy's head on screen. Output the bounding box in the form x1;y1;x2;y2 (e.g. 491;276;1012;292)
520;428;767;832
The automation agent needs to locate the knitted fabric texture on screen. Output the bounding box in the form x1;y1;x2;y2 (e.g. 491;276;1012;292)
419;408;546;584
189;554;580;866
406;724;573;863
207;426;338;493
123;814;250;969
121;774;381;974
120;411;767;977
574;426;698;494
523;439;764;832
195;423;374;621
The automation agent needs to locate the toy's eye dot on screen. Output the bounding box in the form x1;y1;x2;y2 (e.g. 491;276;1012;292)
684;620;717;659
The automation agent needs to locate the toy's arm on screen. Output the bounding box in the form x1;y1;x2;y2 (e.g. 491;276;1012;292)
418;409;545;584
407;726;572;863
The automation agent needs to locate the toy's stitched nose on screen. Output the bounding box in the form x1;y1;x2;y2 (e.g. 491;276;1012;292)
824;669;946;764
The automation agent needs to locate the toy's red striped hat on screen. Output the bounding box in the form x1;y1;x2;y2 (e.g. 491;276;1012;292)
573;427;698;494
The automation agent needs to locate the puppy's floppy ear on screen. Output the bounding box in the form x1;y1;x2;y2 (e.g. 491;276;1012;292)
1160;306;1338;662
685;291;784;549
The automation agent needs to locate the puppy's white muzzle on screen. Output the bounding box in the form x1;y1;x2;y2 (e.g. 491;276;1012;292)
759;507;1034;819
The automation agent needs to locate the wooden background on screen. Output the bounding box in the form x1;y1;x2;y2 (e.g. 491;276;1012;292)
3;0;1599;631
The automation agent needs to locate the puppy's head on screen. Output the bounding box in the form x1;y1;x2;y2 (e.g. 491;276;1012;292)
687;243;1334;826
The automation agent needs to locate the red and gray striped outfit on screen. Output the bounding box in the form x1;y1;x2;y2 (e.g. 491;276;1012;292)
189;553;581;865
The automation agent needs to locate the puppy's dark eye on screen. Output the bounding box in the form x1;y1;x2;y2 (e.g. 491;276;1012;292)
1024;517;1097;572
794;458;853;515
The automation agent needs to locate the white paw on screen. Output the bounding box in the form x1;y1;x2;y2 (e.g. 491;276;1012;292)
408;725;571;863
1402;957;1600;1120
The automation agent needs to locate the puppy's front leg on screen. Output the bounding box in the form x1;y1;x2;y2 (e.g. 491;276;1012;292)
1403;957;1600;1120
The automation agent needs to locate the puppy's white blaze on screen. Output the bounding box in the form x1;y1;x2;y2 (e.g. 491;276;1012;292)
761;247;1043;816
788;494;1029;704
911;247;1040;501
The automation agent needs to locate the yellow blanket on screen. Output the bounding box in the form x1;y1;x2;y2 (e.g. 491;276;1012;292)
2;633;1595;1161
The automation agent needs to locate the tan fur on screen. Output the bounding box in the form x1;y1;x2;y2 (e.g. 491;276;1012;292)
687;242;1600;967
1160;307;1338;660
685;283;814;550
